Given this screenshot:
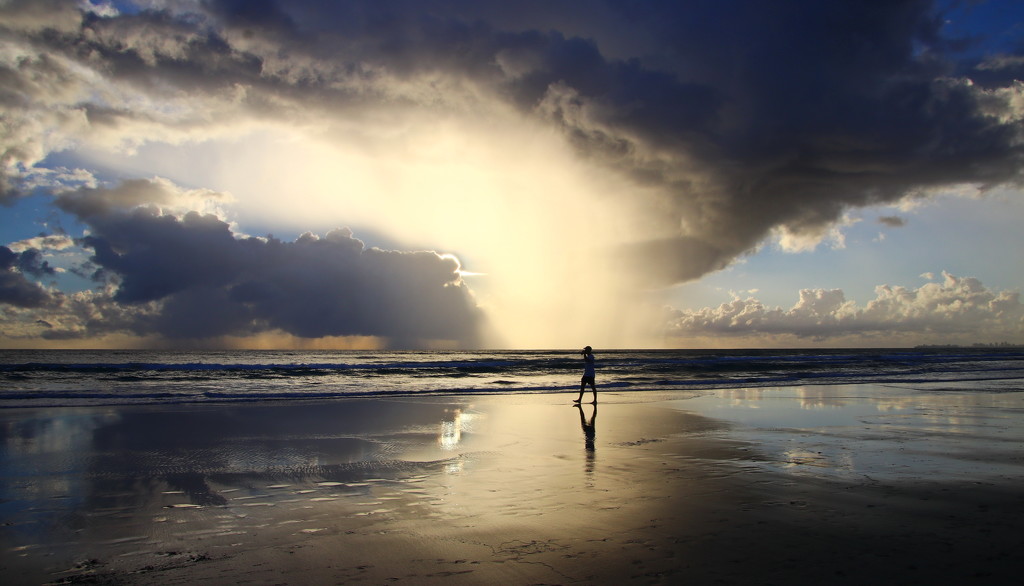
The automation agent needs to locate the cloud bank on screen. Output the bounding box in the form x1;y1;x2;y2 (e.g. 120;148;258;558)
664;272;1024;346
21;179;482;346
0;0;1022;347
0;246;53;308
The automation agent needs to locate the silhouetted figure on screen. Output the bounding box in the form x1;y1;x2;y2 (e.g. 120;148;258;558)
574;345;597;404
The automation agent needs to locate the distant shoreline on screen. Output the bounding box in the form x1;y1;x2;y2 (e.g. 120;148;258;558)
2;347;1022;409
914;342;1024;349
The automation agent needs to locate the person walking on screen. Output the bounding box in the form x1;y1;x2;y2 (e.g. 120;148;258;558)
574;346;597;404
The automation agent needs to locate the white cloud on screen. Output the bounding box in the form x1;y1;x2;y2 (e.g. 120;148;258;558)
977;55;1024;71
665;272;1024;345
772;215;859;253
7;235;75;253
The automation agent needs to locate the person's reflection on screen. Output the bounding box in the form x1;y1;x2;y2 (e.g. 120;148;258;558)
575;403;597;479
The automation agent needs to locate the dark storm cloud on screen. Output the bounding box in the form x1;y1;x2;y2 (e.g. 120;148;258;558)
55;179;182;221
878;215;907;228
52;184;483;345
13;248;56;277
180;0;1024;284
536;0;1024;284
0;246;52;308
3;0;1023;290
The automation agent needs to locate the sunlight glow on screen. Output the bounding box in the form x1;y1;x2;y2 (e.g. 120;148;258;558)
111;104;667;348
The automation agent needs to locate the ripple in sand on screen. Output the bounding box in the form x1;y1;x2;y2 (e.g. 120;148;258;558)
165;504;202;509
117;549;157;558
100;535;150;545
10;544;41;553
176;528;238;538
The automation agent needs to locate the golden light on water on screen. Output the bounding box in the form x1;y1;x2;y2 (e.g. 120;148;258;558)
438;408;476;451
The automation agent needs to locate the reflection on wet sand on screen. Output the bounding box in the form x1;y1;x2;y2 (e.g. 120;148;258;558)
1;398;706;578
438;408;476;451
4;389;1023;585
672;384;1024;481
576;403;597;479
0;401;469;574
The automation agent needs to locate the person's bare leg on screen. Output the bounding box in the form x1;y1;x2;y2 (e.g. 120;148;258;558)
574;382;584;402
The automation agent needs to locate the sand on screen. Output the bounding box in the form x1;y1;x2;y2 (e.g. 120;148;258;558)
2;384;1023;585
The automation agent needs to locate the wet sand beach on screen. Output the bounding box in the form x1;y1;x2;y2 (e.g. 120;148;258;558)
2;385;1023;584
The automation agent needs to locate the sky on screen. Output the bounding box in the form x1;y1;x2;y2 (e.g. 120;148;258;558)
1;0;1023;350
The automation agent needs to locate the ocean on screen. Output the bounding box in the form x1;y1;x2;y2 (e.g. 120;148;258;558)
2;347;1022;408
